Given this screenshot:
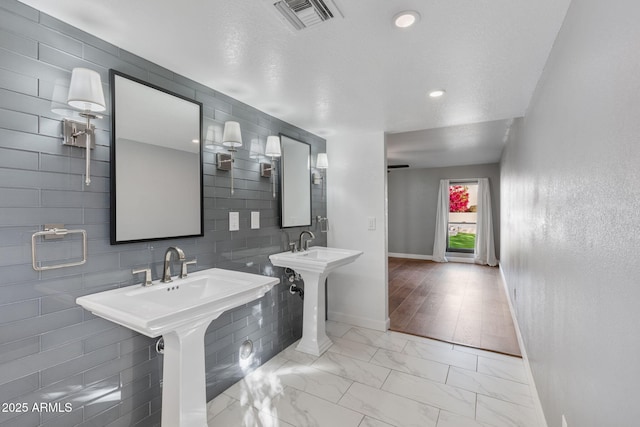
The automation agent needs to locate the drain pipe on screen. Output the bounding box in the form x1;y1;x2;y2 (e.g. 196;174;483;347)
285;268;304;300
289;284;304;300
155;337;165;354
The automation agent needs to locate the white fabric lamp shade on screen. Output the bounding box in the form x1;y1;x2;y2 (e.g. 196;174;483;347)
316;153;328;169
249;139;264;158
265;136;281;157
222;121;243;147
67;68;106;112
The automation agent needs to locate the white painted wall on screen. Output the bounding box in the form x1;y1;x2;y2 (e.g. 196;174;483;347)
326;131;388;331
500;1;640;426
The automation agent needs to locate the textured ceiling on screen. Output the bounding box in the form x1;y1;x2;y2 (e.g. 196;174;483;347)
18;0;571;167
387;119;514;168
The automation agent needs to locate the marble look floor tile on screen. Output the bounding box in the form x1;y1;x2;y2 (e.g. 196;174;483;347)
436;411;492;427
280;340;320;366
208;399;294;427
326;320;354;338
371;349;449;383
327;336;378;362
477;355;528;384
476;395;539;427
403;340;477;370
275;360;353;403
312;351;391;388
342;327;408;353
446;367;533;408
339;382;439;427
382;370;476;418
260;385;363;427
359;416;395;427
224;355;289;405
207;392;237;421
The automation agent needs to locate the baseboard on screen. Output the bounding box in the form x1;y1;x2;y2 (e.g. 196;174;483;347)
388;252;433;260
445;255;475;264
499;265;548;427
388;252;493;266
327;310;388;332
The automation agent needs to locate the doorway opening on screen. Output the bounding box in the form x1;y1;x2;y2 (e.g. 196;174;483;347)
447;182;478;254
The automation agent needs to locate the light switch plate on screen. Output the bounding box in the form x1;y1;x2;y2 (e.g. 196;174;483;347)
251;212;260;229
368;216;376;231
229;212;239;231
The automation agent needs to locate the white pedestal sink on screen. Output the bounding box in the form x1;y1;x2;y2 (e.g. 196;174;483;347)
76;268;278;427
269;246;362;356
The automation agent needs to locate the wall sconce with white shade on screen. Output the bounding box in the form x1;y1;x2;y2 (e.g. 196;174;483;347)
313;152;328;200
249;138;264;160
216;121;242;195
313;152;328;184
260;136;281;198
63;68;106;186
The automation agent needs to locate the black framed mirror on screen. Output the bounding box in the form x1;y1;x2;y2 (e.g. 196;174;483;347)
110;70;203;244
280;134;312;228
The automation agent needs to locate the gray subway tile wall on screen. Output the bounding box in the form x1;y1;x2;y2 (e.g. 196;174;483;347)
0;1;327;425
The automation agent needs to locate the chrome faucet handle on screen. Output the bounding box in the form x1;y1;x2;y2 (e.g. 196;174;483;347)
289;242;298;253
180;259;197;278
132;268;152;287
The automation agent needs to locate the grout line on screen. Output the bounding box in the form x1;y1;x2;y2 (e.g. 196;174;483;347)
435;408;442;427
379;358;394;389
371;370;474;420
474;392;478;421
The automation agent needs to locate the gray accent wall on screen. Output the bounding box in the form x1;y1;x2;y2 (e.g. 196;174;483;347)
500;1;640;426
0;2;326;426
387;163;500;258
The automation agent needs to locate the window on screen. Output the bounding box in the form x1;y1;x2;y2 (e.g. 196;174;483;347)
447;182;478;253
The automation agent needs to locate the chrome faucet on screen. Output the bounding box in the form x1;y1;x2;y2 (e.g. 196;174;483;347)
161;246;185;283
298;230;315;251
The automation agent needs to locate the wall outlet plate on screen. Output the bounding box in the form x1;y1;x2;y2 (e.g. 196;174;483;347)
229;212;239;231
251;212;260;229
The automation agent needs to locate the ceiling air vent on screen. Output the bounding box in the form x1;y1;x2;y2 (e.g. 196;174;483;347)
272;0;343;30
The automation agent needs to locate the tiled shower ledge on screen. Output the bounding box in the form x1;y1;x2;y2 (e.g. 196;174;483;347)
206;321;541;427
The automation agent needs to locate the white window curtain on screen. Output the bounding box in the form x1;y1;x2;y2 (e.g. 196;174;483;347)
474;178;497;266
432;179;449;262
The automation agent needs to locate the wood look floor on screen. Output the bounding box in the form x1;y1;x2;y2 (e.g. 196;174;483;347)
388;258;521;357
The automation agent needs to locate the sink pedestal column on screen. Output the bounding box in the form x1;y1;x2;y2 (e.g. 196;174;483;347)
161;320;211;427
295;271;332;356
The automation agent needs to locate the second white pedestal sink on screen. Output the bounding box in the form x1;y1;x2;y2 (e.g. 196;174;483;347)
76;268;279;427
269;246;362;356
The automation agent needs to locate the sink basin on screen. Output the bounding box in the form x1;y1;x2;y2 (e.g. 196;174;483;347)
77;268;277;338
77;268;279;427
270;246;362;356
269;246;362;274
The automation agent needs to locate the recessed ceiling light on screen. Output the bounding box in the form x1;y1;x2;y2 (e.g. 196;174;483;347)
393;11;420;28
192;139;200;143
429;89;446;98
